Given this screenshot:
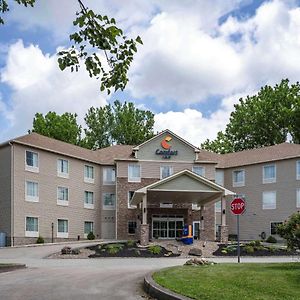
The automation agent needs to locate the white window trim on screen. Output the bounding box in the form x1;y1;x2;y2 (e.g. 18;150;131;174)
57;219;69;238
263;164;276;184
215;201;222;213
84;165;95;184
160;165;173;179
57;159;69;179
297;188;300;208
103;167;116;185
25;216;39;237
128;191;137;209
192;166;205;177
57;186;69;206
25;150;39;173
103;193;116;210
262;191;276;210
25;181;39;202
232;169;245;187
128;164;141;183
297;160;300;180
84;221;94;238
84;191;94;209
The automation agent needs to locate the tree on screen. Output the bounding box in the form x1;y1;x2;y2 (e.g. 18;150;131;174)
201;79;300;153
30;112;82;145
84;100;155;149
0;0;142;94
277;212;300;251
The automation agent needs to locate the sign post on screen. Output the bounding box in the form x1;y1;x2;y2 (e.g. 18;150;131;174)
230;197;246;263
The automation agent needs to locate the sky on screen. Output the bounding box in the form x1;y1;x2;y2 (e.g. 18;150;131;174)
1;0;300;146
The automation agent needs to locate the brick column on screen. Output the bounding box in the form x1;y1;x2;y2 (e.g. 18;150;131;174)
140;224;149;246
220;225;228;244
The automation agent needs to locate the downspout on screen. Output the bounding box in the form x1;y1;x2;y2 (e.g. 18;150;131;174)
9;142;14;246
115;164;118;240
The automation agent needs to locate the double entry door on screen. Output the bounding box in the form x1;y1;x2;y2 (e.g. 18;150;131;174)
152;215;184;239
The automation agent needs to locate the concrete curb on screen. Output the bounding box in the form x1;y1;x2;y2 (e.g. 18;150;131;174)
0;264;26;273
144;271;192;300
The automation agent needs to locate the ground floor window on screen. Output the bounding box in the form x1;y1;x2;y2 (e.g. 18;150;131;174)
84;221;94;236
271;222;282;235
25;216;39;237
128;191;137;209
152;215;183;239
57;219;68;238
128;221;137;234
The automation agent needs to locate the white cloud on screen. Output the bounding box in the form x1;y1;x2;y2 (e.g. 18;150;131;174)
0;40;107;142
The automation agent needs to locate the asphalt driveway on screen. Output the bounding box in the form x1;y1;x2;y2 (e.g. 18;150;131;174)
0;241;298;300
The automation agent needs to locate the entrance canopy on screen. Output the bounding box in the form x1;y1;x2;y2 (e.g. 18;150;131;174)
131;169;235;206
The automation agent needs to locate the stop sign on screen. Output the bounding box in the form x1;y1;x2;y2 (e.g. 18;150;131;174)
230;198;246;215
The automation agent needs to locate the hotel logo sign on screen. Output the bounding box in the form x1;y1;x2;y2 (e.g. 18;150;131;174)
155;136;178;159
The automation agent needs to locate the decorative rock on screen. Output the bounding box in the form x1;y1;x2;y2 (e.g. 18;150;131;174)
188;248;202;256
61;246;72;255
71;248;80;255
185;258;216;266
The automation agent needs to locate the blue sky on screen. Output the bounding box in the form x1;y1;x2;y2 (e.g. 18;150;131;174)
1;0;300;145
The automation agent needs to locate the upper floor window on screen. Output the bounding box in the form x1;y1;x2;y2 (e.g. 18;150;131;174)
262;191;276;209
57;219;68;238
128;164;141;182
25;150;39;172
192;166;205;177
160;165;173;179
57;159;69;178
297;161;300;180
103;167;116;185
25;216;39;237
25;181;39;202
215;170;224;186
263;165;276;184
103;193;116;210
84;165;94;183
84;191;94;209
232;170;245;187
297;189;300;208
128;191;137;209
57;186;69;206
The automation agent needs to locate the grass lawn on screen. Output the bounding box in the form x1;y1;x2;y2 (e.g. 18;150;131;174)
153;263;300;300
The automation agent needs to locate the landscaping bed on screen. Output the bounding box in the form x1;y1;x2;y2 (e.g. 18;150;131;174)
87;241;180;258
213;241;299;256
153;263;300;300
0;263;26;273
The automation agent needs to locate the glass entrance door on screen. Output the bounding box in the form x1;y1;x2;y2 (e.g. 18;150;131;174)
152;216;184;239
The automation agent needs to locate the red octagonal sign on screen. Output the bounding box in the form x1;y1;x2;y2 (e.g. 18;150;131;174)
230;198;246;215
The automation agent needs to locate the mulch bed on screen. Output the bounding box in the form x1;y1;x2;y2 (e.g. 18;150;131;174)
213;244;299;256
0;264;26;273
87;243;180;258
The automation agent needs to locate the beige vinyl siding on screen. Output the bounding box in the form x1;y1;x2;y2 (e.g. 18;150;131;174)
0;145;12;238
224;158;300;240
12;144;102;243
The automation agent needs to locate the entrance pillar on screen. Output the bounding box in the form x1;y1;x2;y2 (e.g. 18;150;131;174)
140;194;149;246
220;196;228;244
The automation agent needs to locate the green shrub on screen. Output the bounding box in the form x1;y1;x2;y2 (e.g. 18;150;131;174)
254;240;262;247
87;231;95;240
244;245;255;254
226;245;237;253
266;236;277;243
255;245;267;251
148;245;162;255
36;236;44;244
268;246;276;253
127;240;135;247
106;243;124;254
221;249;228;254
247;241;256;247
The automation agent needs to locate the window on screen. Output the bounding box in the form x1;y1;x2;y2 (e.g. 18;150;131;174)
84;191;94;209
232;170;245;187
25;181;39;202
128;164;141;182
25;150;39;172
215;201;221;213
103;193;116;210
25;216;39;237
160;166;173;179
297;189;300;208
271;222;283;235
263;165;276;183
192;166;205;177
84;221;94;237
84;165;94;183
262;191;276;209
57;187;69;206
215;170;224;186
57;159;69;178
297;161;300;180
103;167;116;185
57;219;68;238
128;191;137;209
128;221;137;235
